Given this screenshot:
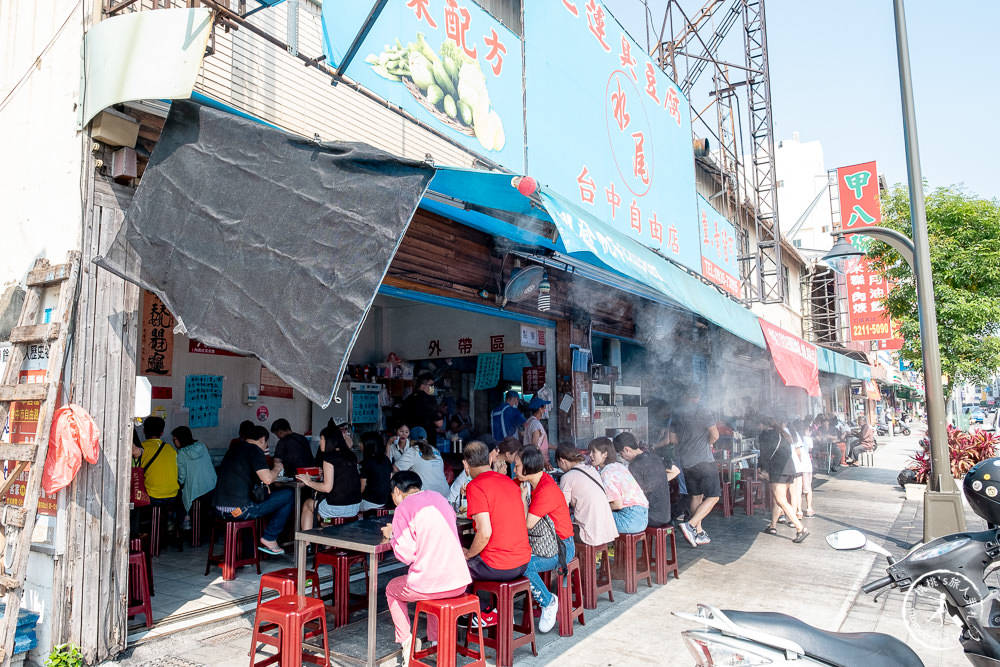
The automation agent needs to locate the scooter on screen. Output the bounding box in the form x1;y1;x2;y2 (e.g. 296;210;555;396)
676;528;1000;666
876;422;890;437
895;422;912;436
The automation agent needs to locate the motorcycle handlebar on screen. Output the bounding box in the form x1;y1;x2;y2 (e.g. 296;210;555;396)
862;576;894;594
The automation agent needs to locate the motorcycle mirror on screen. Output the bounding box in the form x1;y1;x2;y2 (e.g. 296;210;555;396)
826;530;867;550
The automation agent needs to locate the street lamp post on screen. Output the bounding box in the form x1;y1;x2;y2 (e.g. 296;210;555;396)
822;0;965;542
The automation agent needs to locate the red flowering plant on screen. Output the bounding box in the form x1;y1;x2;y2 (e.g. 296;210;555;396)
908;426;998;484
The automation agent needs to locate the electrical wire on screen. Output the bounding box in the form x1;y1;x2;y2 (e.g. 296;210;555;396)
0;0;84;115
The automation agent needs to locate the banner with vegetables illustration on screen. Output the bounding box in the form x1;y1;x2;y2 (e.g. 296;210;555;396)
524;1;700;273
322;0;523;172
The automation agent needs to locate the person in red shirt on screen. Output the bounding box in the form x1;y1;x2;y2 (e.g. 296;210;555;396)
463;440;531;623
514;445;574;633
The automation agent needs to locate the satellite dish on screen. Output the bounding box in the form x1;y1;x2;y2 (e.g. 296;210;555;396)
502;265;545;305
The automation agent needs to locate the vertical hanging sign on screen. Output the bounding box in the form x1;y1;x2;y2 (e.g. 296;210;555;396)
140;291;174;376
837;162;902;344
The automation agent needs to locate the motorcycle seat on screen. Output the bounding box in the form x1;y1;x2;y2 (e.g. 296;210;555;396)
723;610;923;667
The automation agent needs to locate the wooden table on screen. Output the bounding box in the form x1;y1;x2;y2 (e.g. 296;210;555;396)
295;519;394;667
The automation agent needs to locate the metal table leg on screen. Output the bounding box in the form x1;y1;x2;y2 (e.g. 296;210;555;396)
367;552;379;667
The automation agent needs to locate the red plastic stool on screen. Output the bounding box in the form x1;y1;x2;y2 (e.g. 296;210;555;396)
644;525;680;584
574;541;613;610
464;578;537;667
257;568;322;606
204;516;260;581
539;557;585;637
745;479;769;516
130;536;154;596
712;478;734;517
312;549;368;627
613;532;653;594
250;595;330;667
410;595;486;667
127;550;153;628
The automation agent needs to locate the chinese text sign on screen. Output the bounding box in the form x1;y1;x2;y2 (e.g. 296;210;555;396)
321;0;524;171
525;1;699;272
140;291;174;376
184;374;223;429
837;161;900;343
696;195;740;297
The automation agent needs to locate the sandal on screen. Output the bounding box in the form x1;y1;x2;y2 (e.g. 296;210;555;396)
795;511;804;519
803;510;815;518
762;526;778;535
793;530;810;543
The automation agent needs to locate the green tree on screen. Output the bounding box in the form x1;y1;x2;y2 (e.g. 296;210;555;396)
866;185;1000;396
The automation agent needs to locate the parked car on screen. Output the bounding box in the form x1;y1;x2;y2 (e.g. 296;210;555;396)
971;408;986;424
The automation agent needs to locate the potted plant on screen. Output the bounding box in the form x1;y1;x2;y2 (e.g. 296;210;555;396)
45;644;82;667
904;427;998;500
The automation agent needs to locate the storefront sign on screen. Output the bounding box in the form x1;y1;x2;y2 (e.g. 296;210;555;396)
525;1;699;270
184;374;223;428
189;340;244;357
519;325;546;350
260;367;294;400
4;462;57;516
140;291;174;376
321;0;524;171
522;366;546;394
4;361;57;515
696;195;740;297
474;352;502;390
256;405;269;422
837;161;903;345
758;318;819;397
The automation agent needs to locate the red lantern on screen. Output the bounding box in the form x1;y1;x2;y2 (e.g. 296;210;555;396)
512;175;537;197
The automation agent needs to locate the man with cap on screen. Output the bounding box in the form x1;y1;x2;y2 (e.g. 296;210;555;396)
491;390;526;441
523;396;553;469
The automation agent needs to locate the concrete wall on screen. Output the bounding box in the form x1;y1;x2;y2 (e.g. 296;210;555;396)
0;0;87;288
775;132;835;256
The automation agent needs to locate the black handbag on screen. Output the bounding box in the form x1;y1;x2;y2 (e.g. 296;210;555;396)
251;482;270;503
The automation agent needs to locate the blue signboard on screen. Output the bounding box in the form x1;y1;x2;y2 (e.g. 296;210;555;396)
696;195;741;297
322;0;524;172
524;1;699;272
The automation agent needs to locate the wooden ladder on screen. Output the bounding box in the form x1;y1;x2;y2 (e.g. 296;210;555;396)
0;253;80;664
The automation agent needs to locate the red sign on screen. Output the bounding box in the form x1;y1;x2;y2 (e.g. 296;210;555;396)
758;318;819;397
260;367;294;400
837;161;902;344
189;340;244;357
256;405;270;422
522;366;546;394
6;369;57;516
151;386;172;400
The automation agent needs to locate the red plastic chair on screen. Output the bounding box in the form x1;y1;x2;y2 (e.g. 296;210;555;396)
410;595;486;667
574;541;614;610
127;550;153;628
613;532;653;594
204;517;260;581
644;525;680;584
249;595;330;667
540;557;586;637
464;578;537;667
313;549;368;628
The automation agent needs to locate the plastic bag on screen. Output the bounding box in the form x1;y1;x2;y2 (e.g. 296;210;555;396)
897;468;918;488
41;404;101;494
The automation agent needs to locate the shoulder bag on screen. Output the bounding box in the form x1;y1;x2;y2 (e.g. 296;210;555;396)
130;442;165;508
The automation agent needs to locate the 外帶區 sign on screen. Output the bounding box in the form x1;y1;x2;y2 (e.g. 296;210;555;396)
525;0;699;271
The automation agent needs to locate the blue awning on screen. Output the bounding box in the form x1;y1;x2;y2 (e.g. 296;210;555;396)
817;346;871;381
425;167;766;349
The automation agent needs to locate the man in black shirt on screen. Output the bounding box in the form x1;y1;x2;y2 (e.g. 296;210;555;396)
614;432;680;528
270;418;314;475
400;374;441;447
214;425;293;555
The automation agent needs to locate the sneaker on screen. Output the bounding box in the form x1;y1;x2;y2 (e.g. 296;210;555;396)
400;636;412;667
776;515;789;525
181;517;191;531
471;609;499;628
679;521;698;547
695;530;711;545
538;596;559;633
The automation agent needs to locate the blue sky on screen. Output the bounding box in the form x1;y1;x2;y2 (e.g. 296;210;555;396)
603;0;999;201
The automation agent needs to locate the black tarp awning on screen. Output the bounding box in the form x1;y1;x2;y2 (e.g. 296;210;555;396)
95;100;434;407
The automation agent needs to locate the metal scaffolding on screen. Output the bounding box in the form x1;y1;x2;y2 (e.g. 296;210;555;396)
651;0;785;304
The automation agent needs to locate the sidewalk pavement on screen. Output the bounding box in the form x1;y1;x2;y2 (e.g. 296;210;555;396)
104;431;981;666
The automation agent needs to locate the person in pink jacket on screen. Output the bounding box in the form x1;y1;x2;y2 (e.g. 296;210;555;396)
381;470;472;659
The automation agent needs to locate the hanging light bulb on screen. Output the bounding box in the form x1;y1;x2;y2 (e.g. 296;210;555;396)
537;272;551;312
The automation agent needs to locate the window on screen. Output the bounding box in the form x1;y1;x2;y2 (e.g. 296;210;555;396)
792;239;802;248
782;265;791;305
